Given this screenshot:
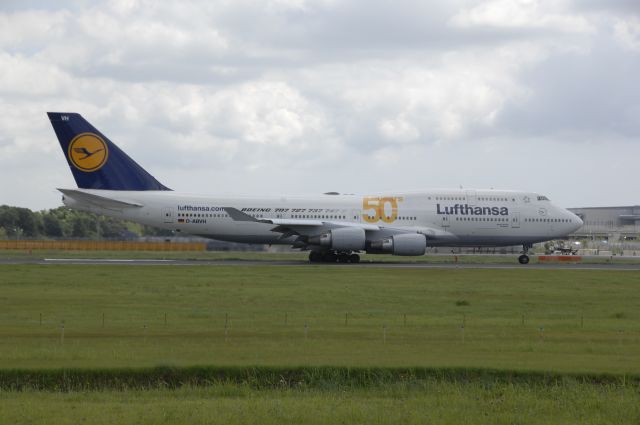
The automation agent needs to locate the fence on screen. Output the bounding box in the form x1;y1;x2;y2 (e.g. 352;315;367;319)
0;240;207;251
537;255;582;263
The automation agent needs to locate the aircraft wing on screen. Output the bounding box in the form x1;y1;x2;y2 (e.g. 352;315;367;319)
222;208;328;226
58;188;143;209
223;207;457;245
224;207;379;230
223;207;382;242
263;218;380;231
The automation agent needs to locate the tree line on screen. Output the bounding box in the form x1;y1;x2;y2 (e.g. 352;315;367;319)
0;205;172;240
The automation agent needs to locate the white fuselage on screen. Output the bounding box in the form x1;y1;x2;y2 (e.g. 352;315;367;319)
62;188;583;248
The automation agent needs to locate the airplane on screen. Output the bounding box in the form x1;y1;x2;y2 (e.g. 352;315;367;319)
48;112;583;264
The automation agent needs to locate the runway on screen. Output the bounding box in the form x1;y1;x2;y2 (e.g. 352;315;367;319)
1;257;639;270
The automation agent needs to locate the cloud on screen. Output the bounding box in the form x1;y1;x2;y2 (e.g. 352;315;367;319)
0;9;69;49
614;16;640;52
0;0;638;210
289;43;536;146
379;116;420;143
451;0;594;34
0;53;78;101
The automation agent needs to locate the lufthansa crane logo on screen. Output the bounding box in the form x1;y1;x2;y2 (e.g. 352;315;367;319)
68;133;108;172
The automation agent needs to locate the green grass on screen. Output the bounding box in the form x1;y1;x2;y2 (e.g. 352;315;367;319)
0;265;638;373
1;264;639;423
1;381;639;425
1;365;638;392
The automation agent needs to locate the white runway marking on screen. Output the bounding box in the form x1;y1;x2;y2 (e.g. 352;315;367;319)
44;258;175;262
22;258;639;271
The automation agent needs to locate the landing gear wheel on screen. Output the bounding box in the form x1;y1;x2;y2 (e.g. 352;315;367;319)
338;253;350;263
310;251;360;264
518;254;530;265
322;252;338;263
309;251;322;263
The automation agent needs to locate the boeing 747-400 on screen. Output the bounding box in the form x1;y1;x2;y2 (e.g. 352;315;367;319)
49;112;583;264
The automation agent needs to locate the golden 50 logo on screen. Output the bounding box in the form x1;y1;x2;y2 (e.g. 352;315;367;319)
362;196;403;223
68;133;108;172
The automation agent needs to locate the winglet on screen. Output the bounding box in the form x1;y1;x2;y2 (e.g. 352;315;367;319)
224;207;259;222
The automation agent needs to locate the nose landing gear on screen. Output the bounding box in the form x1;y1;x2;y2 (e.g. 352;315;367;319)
518;244;532;264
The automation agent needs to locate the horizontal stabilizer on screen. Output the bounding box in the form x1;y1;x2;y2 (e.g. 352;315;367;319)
58;188;143;209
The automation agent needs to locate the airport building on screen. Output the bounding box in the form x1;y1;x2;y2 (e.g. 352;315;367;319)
568;206;640;240
568;206;640;255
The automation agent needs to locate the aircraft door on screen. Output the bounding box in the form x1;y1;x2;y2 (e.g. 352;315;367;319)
465;190;477;206
162;207;174;224
441;215;450;228
511;212;520;228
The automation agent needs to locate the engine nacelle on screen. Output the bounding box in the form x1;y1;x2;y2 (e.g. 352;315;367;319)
370;233;426;256
308;227;366;251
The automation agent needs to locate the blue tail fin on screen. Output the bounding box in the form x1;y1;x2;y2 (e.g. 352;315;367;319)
48;112;170;191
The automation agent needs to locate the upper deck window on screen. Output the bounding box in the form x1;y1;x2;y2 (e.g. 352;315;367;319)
537;195;550;201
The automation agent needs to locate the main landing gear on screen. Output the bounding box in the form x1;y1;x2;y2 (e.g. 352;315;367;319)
518;244;532;265
309;251;360;263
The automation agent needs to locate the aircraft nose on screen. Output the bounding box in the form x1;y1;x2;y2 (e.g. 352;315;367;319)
572;212;583;230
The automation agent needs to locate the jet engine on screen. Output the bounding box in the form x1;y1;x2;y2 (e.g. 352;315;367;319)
308;227;366;251
369;233;426;256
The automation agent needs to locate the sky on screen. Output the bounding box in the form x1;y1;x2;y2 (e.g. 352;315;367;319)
1;0;639;211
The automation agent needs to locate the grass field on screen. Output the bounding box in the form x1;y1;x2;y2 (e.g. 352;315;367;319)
2;381;639;425
1;262;639;423
0;264;638;372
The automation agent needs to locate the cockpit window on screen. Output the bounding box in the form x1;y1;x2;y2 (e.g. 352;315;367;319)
537;195;550;201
